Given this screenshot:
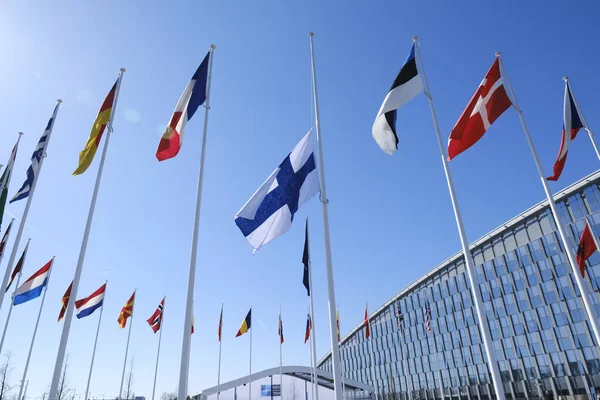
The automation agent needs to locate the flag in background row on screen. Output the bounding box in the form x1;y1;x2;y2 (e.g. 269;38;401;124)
6;241;29;293
302;218;310;296
236;308;251;337
278;312;284;344
73;80;118;175
425;303;431;333
235;131;319;251
147;297;165;333
395;300;404;332
75;283;106;319
118;291;135;329
577;221;598;277
14;259;52;306
0;137;21;230
0;221;13;258
547;80;586;181
156;51;210;161
58;281;73;322
304;312;312;344
364;303;371;339
447;58;512;161
372;43;424;155
10;103;60;203
218;305;223;342
336;308;340;343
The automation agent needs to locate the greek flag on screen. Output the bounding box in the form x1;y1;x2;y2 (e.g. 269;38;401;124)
235;131;320;250
10;103;60;203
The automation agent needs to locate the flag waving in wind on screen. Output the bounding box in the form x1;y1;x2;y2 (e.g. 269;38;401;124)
156;51;210;161
304;312;312;344
147;297;165;333
13;258;52;306
278;312;284;344
235;131;319;250
0;221;13;258
236;308;252;337
372;43;424;155
11;103;60;203
218;305;223;342
302;218;310;296
364;302;371;339
75;283;106;319
0;137;21;230
6;241;29;293
547;80;586;181
73;80;118;175
577;221;598;277
118;291;135;328
58;281;73;322
447;58;512;160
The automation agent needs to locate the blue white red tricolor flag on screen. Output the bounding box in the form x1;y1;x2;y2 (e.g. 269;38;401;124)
547;80;586;181
75;283;106;319
304;312;312;344
11;103;60;203
156;51;210;161
13;259;52;305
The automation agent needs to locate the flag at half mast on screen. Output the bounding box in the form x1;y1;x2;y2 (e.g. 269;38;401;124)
576;221;598;277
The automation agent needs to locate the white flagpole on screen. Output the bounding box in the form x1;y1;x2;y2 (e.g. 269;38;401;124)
17;257;54;400
0;238;31;355
48;70;124;400
0;218;15;268
308;318;315;400
308;32;343;400
177;44;216;400
249;306;253;400
119;304;134;399
412;38;506;400
84;282;106;400
498;53;600;348
21;379;28;400
151;297;165;400
306;222;319;400
1;100;62;311
564;77;600;161
217;304;223;400
336;307;345;400
366;303;377;400
279;306;282;400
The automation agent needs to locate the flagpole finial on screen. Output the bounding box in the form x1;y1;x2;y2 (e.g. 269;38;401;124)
309;32;314;37
412;36;418;42
563;76;569;82
210;44;216;49
18;132;23;136
495;52;501;57
120;68;126;72
57;99;63;104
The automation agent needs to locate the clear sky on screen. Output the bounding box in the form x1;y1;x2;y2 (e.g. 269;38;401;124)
0;1;599;399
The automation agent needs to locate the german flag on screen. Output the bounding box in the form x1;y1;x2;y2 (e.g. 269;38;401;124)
58;281;73;322
73;79;118;175
236;308;251;337
118;291;135;328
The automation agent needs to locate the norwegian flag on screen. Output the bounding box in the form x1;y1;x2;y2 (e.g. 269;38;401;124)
394;300;404;332
425;303;431;333
447;57;512;160
147;297;165;333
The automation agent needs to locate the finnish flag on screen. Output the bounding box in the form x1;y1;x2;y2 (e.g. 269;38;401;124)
235;131;320;250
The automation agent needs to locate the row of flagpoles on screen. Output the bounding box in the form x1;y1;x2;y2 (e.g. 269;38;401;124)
0;31;598;400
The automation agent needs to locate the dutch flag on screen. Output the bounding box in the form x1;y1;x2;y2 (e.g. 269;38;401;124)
13;259;52;306
75;283;106;319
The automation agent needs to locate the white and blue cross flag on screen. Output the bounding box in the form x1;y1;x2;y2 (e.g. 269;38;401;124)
10;103;60;203
235;131;320;251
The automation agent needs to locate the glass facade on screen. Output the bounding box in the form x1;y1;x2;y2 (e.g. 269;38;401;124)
318;171;600;400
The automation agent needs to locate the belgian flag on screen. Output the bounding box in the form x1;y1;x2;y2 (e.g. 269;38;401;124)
236;308;252;337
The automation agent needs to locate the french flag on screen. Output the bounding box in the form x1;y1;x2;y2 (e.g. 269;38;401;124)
156;51;211;161
75;283;106;319
13;259;52;306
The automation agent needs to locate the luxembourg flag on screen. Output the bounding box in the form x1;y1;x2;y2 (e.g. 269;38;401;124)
13;259;53;306
156;51;211;161
75;283;106;319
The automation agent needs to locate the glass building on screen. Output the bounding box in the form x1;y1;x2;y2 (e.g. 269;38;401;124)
318;170;600;400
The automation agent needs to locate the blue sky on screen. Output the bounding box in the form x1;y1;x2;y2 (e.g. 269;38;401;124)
0;0;599;399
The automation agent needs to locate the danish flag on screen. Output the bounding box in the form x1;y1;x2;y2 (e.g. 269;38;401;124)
448;58;512;160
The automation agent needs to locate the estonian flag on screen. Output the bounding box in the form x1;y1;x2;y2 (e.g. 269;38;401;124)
372;43;424;155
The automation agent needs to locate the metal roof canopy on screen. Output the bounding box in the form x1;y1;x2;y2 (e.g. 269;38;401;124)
197;365;373;398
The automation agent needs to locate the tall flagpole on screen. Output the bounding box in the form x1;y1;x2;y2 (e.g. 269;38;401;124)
337;307;345;400
177;44;216;400
17;257;54;400
498;54;600;348
412;38;506;399
308;32;343;400
564;77;600;161
84;282;106;400
119;301;134;399
249;306;253;400
306;222;319;400
216;304;223;400
279;306;282;400
308;318;316;400
151;297;165;400
366;303;377;400
0;238;31;355
48;70;125;400
0;100;62;311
